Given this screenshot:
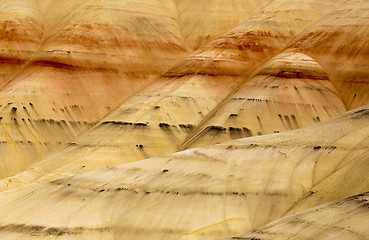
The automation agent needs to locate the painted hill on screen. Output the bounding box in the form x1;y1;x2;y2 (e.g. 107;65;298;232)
0;0;368;240
181;51;347;149
0;0;189;178
0;0;348;191
0;105;368;239
0;0;278;179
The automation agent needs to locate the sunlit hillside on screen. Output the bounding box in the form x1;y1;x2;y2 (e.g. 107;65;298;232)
0;0;368;239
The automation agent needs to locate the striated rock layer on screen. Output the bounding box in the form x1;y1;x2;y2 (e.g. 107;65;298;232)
174;0;270;49
291;0;369;110
178;0;369;149
0;0;43;88
181;51;347;149
0;1;368;239
0;106;367;239
0;0;188;178
0;0;347;190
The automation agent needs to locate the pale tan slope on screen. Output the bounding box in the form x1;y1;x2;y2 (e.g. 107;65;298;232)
0;0;188;179
290;0;369;110
181;51;347;149
0;0;346;191
174;0;270;50
225;192;369;240
285;131;369;215
0;106;367;239
0;0;43;88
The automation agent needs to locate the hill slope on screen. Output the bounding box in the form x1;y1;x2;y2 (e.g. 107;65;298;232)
0;0;348;190
0;106;367;239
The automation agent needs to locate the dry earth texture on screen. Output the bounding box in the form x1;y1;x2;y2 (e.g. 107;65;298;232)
0;0;368;240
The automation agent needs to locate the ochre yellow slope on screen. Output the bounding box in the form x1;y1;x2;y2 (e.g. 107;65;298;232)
175;0;270;49
180;0;369;149
0;0;346;190
181;51;347;149
291;0;369;110
0;0;188;178
0;1;368;239
0;0;43;88
0;106;367;239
